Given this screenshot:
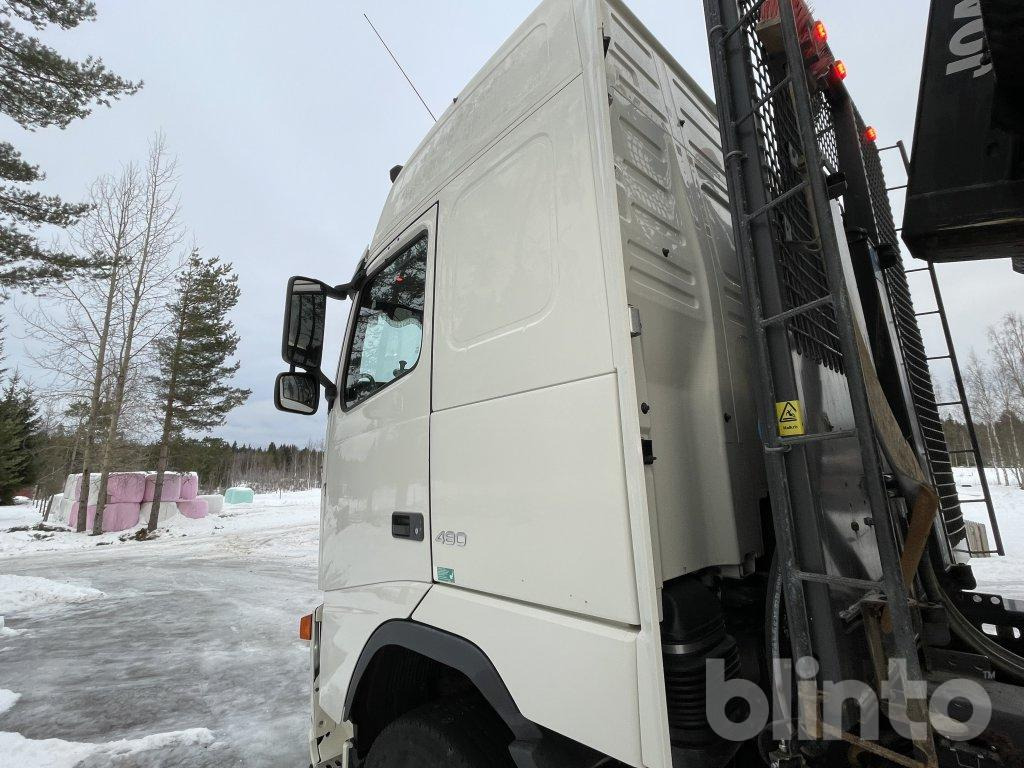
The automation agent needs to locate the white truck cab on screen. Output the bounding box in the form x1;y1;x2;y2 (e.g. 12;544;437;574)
278;1;768;765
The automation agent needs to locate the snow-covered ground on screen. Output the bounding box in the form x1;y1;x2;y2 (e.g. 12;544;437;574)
0;474;1022;766
0;574;104;614
955;466;1024;600
0;490;320;767
0;490;320;562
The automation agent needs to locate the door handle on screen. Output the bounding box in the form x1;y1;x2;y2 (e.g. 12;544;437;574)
391;512;424;541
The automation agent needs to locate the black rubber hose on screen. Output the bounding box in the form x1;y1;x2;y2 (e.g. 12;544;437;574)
921;557;1024;684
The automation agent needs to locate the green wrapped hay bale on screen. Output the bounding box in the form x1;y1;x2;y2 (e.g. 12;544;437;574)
224;486;254;505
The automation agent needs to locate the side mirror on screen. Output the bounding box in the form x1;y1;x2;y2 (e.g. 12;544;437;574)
282;276;332;369
274;371;321;415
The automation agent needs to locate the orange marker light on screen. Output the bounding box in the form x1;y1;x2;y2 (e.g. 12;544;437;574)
831;60;848;81
864;126;878;143
813;20;828;43
299;612;313;642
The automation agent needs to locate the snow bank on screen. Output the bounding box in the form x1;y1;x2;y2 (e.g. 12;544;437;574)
1;503;40;531
0;689;19;715
0;575;103;614
0;617;24;638
0;727;215;768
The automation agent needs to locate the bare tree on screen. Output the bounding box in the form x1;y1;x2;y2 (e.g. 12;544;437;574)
18;137;183;531
989;313;1024;487
92;135;181;533
18;165;143;530
964;353;1010;484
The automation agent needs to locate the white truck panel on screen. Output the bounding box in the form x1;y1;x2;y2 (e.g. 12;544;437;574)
317;581;431;723
371;0;582;252
320;212;437;592
432;76;615;411
605;1;765;582
413;584;645;768
431;372;639;624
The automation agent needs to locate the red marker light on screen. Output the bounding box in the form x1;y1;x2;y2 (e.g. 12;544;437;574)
831;60;848;81
813;20;828;43
864;126;878;143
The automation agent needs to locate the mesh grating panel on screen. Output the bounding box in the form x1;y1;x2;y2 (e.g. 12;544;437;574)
814;92;839;176
731;0;965;546
857;133;967;545
855;110;900;253
739;0;844;372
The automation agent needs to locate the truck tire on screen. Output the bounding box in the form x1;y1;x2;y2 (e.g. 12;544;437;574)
363;695;515;768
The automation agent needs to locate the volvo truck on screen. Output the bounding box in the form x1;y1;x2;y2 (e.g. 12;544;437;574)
275;1;1024;766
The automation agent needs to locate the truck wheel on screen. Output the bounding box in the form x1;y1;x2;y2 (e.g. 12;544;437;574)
363;695;515;768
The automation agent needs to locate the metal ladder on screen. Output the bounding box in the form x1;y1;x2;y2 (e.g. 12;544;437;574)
703;0;935;762
875;140;1004;557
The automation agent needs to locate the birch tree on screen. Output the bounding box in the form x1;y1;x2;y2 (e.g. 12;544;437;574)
965;353;1009;484
989;314;1024;487
18;166;142;530
145;251;249;531
92;136;181;533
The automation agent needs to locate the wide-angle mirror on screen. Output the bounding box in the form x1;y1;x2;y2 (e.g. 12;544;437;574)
273;371;320;415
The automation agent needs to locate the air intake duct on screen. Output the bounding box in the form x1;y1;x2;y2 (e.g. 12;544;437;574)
661;577;744;752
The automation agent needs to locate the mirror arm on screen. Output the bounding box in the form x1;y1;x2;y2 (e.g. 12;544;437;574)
334;263;367;299
318;370;338;406
292;363;337;406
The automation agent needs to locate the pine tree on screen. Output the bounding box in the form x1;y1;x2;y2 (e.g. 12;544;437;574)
145;250;249;531
0;373;40;502
0;0;140;292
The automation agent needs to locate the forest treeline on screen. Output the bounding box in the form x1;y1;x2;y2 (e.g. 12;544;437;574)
26;431;322;498
941;313;1024;488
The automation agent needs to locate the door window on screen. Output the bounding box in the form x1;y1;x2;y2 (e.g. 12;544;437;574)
343;234;428;409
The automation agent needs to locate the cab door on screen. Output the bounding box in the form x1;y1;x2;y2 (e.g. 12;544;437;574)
319;207;436;590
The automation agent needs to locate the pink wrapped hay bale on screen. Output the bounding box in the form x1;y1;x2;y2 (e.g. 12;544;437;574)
176;498;209;519
143;473;181;502
179;472;199;500
106;472;147;504
81;502;141;533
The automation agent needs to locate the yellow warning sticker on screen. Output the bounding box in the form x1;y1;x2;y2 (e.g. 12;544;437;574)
775;400;804;436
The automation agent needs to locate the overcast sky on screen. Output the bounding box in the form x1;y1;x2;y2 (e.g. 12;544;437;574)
4;0;1021;447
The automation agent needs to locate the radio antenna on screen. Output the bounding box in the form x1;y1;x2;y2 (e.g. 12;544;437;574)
363;13;437;122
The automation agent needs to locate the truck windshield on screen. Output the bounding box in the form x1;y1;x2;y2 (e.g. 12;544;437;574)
343;234;428;409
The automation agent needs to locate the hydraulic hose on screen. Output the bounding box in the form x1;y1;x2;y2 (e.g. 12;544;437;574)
920;557;1024;684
